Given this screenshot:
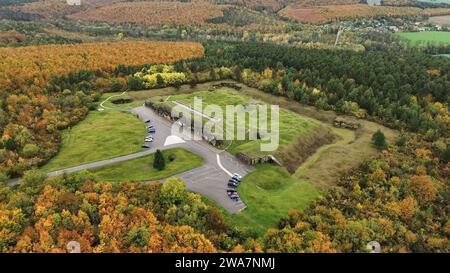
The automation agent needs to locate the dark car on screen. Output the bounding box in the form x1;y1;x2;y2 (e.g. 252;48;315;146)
230;195;240;201
227;189;237;196
142;144;150;149
230;177;240;183
145;120;151;123
148;128;156;134
228;182;238;188
228;179;240;185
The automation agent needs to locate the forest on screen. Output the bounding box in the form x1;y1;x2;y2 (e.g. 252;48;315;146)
0;21;82;47
68;1;225;27
0;173;226;252
173;42;450;136
0;41;203;179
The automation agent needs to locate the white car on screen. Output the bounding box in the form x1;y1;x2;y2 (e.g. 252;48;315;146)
232;173;242;180
145;137;154;142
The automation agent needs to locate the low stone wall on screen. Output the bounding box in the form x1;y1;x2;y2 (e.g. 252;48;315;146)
208;82;242;91
145;100;175;121
333;117;360;130
235;153;282;166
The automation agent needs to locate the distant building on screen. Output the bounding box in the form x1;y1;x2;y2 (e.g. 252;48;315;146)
66;0;81;6
366;0;382;6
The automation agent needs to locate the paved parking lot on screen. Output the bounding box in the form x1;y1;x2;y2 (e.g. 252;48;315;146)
132;106;254;213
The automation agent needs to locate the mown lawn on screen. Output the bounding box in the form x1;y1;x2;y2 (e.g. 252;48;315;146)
42;110;146;172
164;88;320;157
398;31;450;45
90;148;204;182
227;164;321;236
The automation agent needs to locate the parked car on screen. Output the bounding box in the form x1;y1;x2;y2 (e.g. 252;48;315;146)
148;128;156;133
228;178;240;185
230;177;240;183
147;125;154;129
233;173;242;180
230;195;240;201
230;179;239;185
145;120;151;123
228;182;238;188
145;137;154;142
142;144;150;148
227;189;237;196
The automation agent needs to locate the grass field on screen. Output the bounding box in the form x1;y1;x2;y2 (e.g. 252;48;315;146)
42;110;146;172
398;31;450;45
155;88;322;158
89;148;204;182
227;164;321;235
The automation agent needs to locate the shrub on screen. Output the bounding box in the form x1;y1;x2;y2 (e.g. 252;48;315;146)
126;76;144;91
22;144;39;158
372;130;388;150
168;154;176;162
153;149;166;171
0;171;8;182
111;80;123;92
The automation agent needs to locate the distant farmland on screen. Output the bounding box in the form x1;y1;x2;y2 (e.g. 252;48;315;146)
429;14;450;26
398;31;450;45
279;4;450;23
419;0;450;4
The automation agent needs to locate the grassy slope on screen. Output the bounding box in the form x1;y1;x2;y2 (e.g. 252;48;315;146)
90;148;204;182
42;110;146;172
152;88;323;234
137;82;397;235
398;31;450;45
228;164;321;236
166;88;320;157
